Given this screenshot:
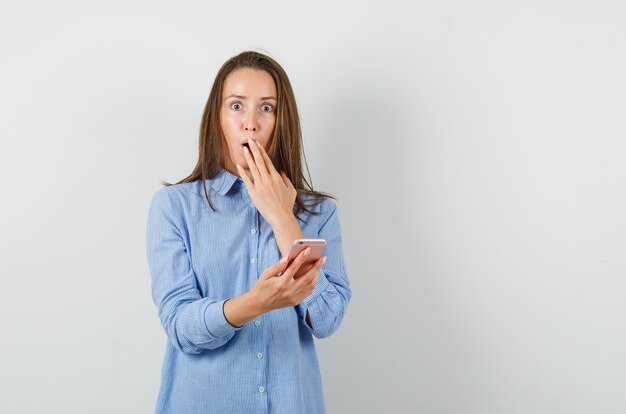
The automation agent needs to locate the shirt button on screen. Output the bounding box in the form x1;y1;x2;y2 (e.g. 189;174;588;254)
254;320;261;327
258;386;265;393
257;352;263;359
251;228;257;235
250;258;256;264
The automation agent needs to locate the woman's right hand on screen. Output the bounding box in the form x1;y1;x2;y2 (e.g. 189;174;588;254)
251;247;326;313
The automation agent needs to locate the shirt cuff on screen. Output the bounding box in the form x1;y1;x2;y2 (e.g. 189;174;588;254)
204;299;243;338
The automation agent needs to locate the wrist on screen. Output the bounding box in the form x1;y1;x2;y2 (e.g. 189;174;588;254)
269;211;305;258
224;290;267;327
268;210;296;230
246;288;269;315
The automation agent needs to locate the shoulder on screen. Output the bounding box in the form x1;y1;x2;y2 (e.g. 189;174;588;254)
148;182;200;215
317;196;338;216
300;193;337;213
299;193;340;228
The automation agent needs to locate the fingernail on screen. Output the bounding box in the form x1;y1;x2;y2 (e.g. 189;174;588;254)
304;247;311;256
322;256;327;264
244;146;249;153
280;256;287;264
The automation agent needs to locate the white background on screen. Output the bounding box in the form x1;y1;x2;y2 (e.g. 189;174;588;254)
1;1;625;413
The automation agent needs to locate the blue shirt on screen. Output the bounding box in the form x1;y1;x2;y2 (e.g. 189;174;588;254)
146;168;351;414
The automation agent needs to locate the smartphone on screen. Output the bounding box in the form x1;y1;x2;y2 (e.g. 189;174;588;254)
286;238;326;269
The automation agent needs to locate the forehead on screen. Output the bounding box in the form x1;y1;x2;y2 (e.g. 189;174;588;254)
222;68;276;98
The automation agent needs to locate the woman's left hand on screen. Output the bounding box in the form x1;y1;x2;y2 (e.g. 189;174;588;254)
237;138;297;226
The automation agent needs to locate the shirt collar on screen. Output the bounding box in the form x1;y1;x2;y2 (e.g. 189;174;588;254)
208;168;241;196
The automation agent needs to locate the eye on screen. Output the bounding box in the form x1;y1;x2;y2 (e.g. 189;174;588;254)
261;104;274;112
230;102;242;110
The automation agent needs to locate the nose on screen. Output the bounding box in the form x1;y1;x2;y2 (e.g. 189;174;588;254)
244;112;258;132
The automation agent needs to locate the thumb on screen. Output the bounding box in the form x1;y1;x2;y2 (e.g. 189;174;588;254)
260;256;288;281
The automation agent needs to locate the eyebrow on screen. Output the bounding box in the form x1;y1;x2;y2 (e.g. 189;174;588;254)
224;94;277;101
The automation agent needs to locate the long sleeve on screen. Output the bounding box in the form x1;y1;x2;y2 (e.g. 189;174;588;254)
146;189;241;354
296;199;352;338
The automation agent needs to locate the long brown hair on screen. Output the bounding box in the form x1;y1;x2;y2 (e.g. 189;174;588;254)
162;51;334;219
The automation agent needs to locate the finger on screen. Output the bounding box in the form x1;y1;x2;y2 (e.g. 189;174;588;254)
297;268;318;293
236;163;254;189
304;270;318;291
297;257;325;286
297;262;321;300
280;171;295;191
256;139;280;178
243;144;262;184
260;255;288;281
282;247;311;280
293;262;314;279
248;138;269;179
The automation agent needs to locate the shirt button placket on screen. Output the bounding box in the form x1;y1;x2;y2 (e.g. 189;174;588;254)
249;211;259;274
249;209;266;408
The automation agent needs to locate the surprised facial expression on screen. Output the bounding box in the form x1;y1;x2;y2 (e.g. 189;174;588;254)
220;68;277;174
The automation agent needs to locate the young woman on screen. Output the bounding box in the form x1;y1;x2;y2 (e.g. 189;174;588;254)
146;51;351;413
